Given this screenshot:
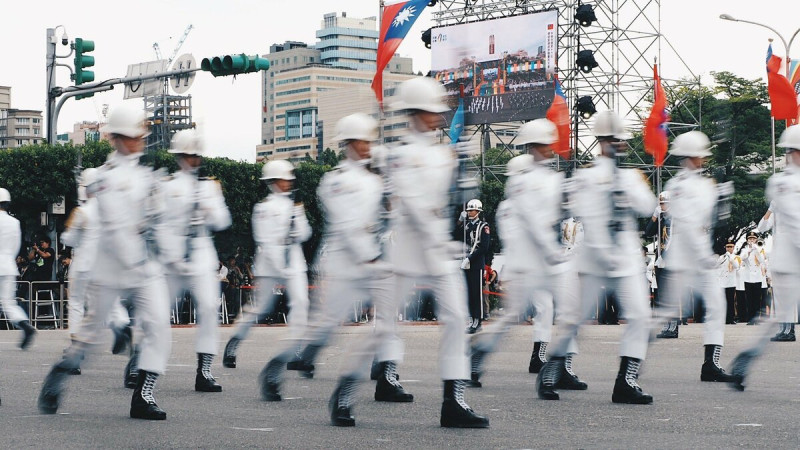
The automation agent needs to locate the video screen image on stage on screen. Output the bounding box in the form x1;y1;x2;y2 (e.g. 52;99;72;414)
430;9;558;126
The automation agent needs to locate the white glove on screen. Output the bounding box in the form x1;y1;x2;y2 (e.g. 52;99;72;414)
460;257;471;270
459;211;467;222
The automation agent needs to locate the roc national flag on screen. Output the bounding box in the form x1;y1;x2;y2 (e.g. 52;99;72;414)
372;0;429;107
765;43;799;122
449;90;465;144
545;75;571;160
643;63;668;167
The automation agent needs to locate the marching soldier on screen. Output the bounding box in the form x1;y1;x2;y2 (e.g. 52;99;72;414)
0;188;37;353
222;159;311;369
657;131;735;383
554;110;657;404
718;241;740;325
382;77;488;428
757;204;795;341
458;199;491;333
157;129;232;392
39;103;172;420
470;119;584;396
729;124;800;389
646;191;679;338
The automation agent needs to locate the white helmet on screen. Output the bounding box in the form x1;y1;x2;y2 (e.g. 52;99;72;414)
261;159;296;181
516;119;557;145
669;130;712;157
333;113;378;142
389;77;449;113
777;125;800;151
466;199;483;212
658;190;670;203
592;110;631;140
169;129;204;156
0;188;10;203
101;103;150;138
505;154;534;176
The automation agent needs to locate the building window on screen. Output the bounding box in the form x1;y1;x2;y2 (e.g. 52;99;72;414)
16;118;30;125
33;128;40;135
32;118;41;124
17;139;24;146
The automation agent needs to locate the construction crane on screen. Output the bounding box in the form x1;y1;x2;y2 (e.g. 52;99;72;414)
151;24;193;64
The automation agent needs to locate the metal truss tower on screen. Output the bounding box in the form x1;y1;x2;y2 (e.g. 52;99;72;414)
433;0;700;184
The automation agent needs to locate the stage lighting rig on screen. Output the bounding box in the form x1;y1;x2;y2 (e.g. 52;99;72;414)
575;4;597;27
576;50;598;73
576;96;597;119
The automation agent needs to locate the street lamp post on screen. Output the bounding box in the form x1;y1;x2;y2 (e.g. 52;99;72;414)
720;13;800;174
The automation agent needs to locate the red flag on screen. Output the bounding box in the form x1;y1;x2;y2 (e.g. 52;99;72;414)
644;64;668;167
545;76;571;160
766;53;799;121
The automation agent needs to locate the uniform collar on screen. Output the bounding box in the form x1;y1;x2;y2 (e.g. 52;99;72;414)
402;129;439;146
339;158;369;171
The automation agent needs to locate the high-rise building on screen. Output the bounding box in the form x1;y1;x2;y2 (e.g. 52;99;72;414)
257;12;416;162
0;86;10;111
57;121;107;146
0;109;44;149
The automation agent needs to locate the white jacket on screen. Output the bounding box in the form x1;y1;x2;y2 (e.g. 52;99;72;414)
739;244;765;283
570;156;657;277
764;167;800;274
317;159;383;279
61;198;100;274
388;131;458;277
158;170;231;276
717;252;739;288
663;169;718;272
0;211;21;277
252;192;311;277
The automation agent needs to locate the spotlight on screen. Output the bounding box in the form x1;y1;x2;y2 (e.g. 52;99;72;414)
576;50;598;73
428;0;438;6
575;4;597;27
422;28;432;49
576;96;596;119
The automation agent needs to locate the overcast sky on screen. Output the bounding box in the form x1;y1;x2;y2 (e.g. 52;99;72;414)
2;0;796;162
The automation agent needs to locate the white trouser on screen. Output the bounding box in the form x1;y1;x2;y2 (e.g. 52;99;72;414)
395;269;469;380
772;272;798;323
658;269;726;346
0;275;28;324
167;272;220;355
70;273;131;337
302;273;403;380
233;273;309;341
474;271;579;356
580;273;651;360
78;276;172;374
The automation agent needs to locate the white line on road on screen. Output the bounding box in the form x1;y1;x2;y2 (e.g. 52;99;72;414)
229;427;274;432
735;424;762;427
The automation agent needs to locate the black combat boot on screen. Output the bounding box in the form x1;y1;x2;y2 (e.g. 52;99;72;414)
612;356;653;404
467;349;487;388
222;337;240;368
556;353;588;390
370;360;383;380
771;323;796;342
111;324;132;355
440;380;489;428
124;346;140;389
787;324;797;341
701;345;735;382
130;370;167;420
329;377;358;427
38;354;80;414
656;320;679;338
258;358;284;401
195;353;222;392
288;344;321;379
18;320;36;350
728;349;758;391
374;361;414;402
528;341;548;374
536;356;564;400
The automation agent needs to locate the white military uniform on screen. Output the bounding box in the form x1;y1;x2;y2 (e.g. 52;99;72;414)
476;161;579;357
388;130;469;381
61;198;100;337
570;155;656;360
78;152;172;375
303;158;402;376
763;168;800;324
717;251;740;289
0;210;30;324
159;170;231;355
659;168;726;347
232;190;311;340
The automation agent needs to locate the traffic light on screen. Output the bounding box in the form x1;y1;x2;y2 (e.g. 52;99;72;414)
201;54;270;77
73;38;95;99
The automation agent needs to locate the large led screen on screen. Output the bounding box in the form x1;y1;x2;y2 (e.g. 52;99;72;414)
431;10;558;125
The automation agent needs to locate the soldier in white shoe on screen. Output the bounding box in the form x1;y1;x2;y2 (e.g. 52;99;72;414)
157;129;232;392
38;103;172;420
384;77;488;428
729;125;800;390
0;188;37;355
657;131;736;383
565;110;657;404
223;160;311;369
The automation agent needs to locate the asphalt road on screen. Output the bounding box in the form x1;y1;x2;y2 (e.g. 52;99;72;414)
1;322;798;449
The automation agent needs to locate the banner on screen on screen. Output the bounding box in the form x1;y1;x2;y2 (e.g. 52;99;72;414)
431;10;558;126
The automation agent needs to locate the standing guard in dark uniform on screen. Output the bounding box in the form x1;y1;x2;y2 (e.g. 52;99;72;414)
459;199;491;334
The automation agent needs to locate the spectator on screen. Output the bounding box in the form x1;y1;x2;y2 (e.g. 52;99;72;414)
225;256;244;319
28;236;55;282
218;260;229;295
483;264;497;320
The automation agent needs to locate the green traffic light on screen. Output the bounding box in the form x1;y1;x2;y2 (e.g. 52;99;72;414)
73;37;96;90
201;53;270;77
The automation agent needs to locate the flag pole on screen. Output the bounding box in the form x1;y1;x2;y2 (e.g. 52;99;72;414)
771;116;776;174
378;0;386;145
